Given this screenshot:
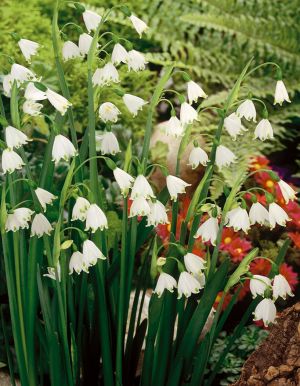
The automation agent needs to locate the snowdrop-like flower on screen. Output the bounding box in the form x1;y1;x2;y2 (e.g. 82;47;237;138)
62;41;82;61
278;180;297;204
224;112;246;140
85;204;108;232
254;119;273;141
187;80;207;104
126;50;147;71
123;93;147;116
180;102;198;125
188;146;208;169
147;200;169;227
46;89;71;116
83;240;106;266
44;263;61;281
226;206;250;233
35;188;57;211
249;202;269;226
52;134;77;164
253;298;276;327
18;38;39;62
83;10;102;32
269;202;290;229
92;63;119;86
177;272;202;299
2;149;24;174
154;273;177;298
31;213;53;237
166;175;191;201
236;99;256;121
131;175;155;199
10;63;36;84
24;82;47;100
5;126;29;149
274;80;290;105
250;275;271;298
129;197;151;218
272;274;294;300
5;208;34;232
2;74;13;97
69;252;88;274
96;131;120;155
129;14;148;37
78;33;93;55
111;43;128;65
23;100;43;116
184;253;206;275
194;217;219;245
98;102;121;123
113;168;134;197
72;197;90;221
215;145;237;168
158;116;184;137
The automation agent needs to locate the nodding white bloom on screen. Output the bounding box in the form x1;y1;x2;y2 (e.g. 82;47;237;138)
180;102;198;125
250;275;271;298
46;89;71;116
35;188;57;211
44;263;61;281
96;131;120;155
278;180;297;204
78;33;93;55
23;100;43;116
236;99;256;122
226;206;250;233
18;38;39;62
83;10;102;32
98;102;121;123
158;116;184;137
30;213;53;237
131;175;155;199
224;112;246;140
24;82;47;100
129;14;148;37
5;208;34;232
83;240;106;267
184;253;206;275
113;168;134;197
177;271;202;299
254;119;273;141
2;149;24;174
69;252;88;274
92;63;119;86
62;41;81;61
215;145;237;168
249;202;269;226
2;74;13;97
123;93;147;116
126;50;147;71
272;274;294;300
194;217;219;245
129;197;151;218
85;204;108;232
274;80;290;105
253;298;276;327
147;200;169;227
269;202;290;229
187;81;207;104
166;175;191;201
188;146;208;169
72;197;90;221
5;126;29;149
154;273;177;298
111;43;128;65
10;63;36;84
52;134;77;164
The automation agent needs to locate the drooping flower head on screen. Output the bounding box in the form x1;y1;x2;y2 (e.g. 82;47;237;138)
154;272;177;298
166;175;191;201
129;14;148;37
62;41;82;61
18;38;40;63
2;149;24;174
83;10;102;32
52;134;77;164
85;204;108;233
5;126;29;149
30;213;53;238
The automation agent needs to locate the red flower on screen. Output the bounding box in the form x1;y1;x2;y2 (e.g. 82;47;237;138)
250;156;270;171
254;171;276;192
283;200;300;229
220;228;239;250
227;237;252;263
192;239;206;257
288;232;300;248
279;263;298;291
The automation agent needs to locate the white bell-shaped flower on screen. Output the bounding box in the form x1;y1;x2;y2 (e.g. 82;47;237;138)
18;38;40;63
2;74;13;97
215;145;237;168
226;206;250;233
129;197;151;218
249;275;271;298
236;99;256;122
78;33;93;55
194;217;219;245
166;175;190;201
44;263;61;281
10;63;36;84
188;146;208;169
154;272;177;298
177;271;202;299
131;175;155;199
71;197;90;221
254;119;274;141
278;180;297;204
129;14;148;37
269;202;290;229
274;80;290;105
83;240;106;266
45;89;71;116
111;43;128;65
158;116;184;138
272;274;294;300
23;100;43;116
95;131;120;155
123;93;147;116
92;63;119;86
253;298;276;327
249;202;269;226
113;168;134;197
5;126;29;149
184;253;206;275
35;188;57;211
52;134;77;164
126;50;147;71
180;102;198;125
98;102;121;123
30;213;53;237
187;80;207;104
24;82;47;100
224;112;246;140
147;200;169;227
69;252;88;274
62;41;82;61
2;149;24;174
5;208;34;232
85;204;108;232
83;10;102;32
